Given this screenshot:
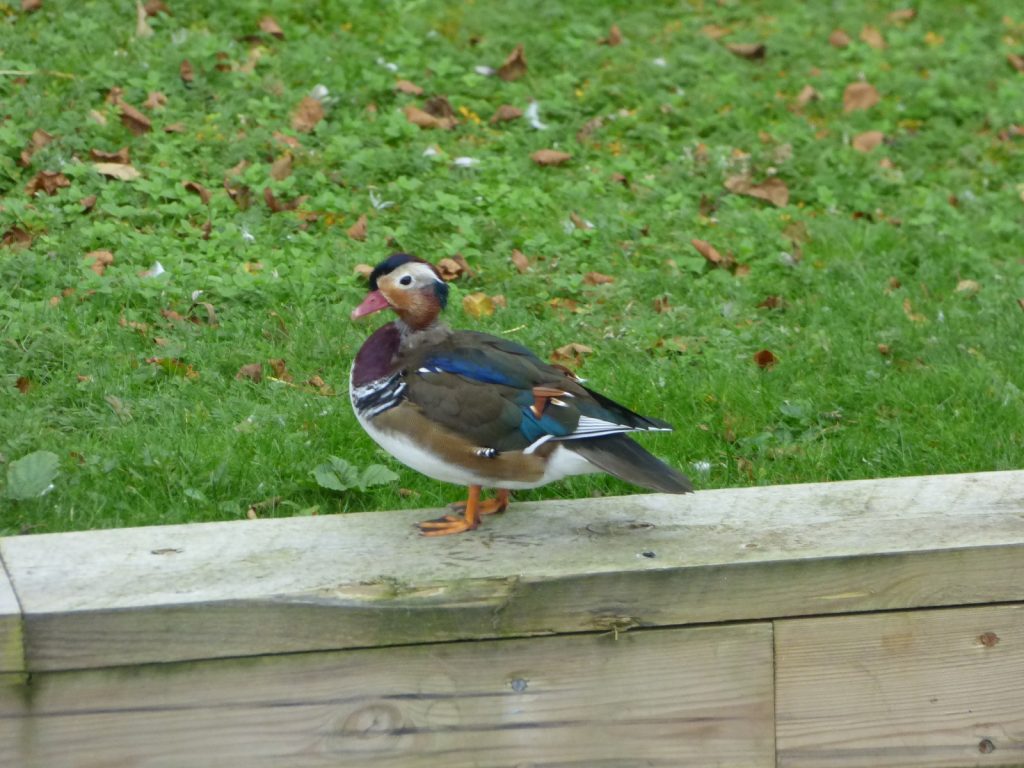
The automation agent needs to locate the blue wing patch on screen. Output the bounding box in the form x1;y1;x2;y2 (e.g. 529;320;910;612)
419;355;517;386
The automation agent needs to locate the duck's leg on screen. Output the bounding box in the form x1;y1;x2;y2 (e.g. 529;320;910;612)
449;487;510;516
418;485;482;536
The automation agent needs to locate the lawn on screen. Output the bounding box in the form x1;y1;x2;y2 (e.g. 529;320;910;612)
2;0;1023;534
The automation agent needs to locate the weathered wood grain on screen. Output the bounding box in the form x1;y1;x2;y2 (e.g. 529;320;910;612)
1;623;775;768
776;604;1024;767
0;558;21;674
3;470;1023;671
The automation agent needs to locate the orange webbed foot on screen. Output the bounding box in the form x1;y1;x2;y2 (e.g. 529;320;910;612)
416;514;479;537
448;488;510;517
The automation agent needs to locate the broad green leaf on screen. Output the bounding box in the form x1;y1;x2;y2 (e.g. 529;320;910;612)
6;451;59;501
312;456;359;491
358;464;399;490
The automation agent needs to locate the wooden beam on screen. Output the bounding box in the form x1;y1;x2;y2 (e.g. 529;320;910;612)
2;470;1023;671
776;604;1024;767
0;556;22;675
1;623;775;768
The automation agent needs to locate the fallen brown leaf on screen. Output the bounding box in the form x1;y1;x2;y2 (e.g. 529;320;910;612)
723;174;789;207
757;295;784;309
94;162;141;181
436;257;465;281
84;250;114;276
753;349;778;369
531;149;572;166
576;115;604;143
598;24;622;46
852;130;886;153
119;102;152;135
887;9;916;23
15;376;31;394
902;297;927;323
1009;54;1024;73
135;0;153;37
270;153;293;181
263;187;306;213
795;84;820;108
550;342;593;369
404;104;456;130
146;357;198;379
955;279;980;295
189;301;219;326
291;96;324;133
498;43;527;81
424;95;457;120
395;79;424;95
2;226;32;249
829;28;851;48
510;249;530;274
347;214;368;241
80;195;97;212
21;0;42;11
877;343;892;356
490;104;523;124
549;297;580;313
691;238;735;270
860;25;886;49
268;358;293;382
726;42;766;60
236;363;263;383
272;132;301;149
462;292;495;318
353;263;374;280
26;170;70;196
179;60;194;85
1017;298;1024;312
701;24;732;40
19;128;53;167
183;181;211;205
143;0;168;16
259;16;284;38
653;295;671;314
610;172;630;187
583;271;614;286
843;82;880;112
90;147;131;164
568;211;593;230
163;122;187;134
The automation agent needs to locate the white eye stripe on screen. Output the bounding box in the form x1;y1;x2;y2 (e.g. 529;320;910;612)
397;262;444;285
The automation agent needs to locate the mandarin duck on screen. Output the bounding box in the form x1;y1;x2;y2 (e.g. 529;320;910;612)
350;254;692;536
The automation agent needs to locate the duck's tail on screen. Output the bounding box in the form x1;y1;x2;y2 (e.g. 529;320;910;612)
569;434;693;494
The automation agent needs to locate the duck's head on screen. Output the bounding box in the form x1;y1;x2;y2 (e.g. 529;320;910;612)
351;253;449;330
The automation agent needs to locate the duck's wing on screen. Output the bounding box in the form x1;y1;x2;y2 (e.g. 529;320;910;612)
403;331;675;454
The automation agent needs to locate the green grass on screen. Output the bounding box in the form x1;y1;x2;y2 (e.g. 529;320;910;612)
2;0;1023;534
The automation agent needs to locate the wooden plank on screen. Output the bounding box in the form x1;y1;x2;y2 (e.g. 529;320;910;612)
0;557;22;675
1;623;775;768
776;604;1024;767
3;470;1023;671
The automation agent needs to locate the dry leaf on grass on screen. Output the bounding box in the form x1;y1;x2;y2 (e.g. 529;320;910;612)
462;292;495;318
583;271;614;286
510;249;530;273
860;25;886;49
353;263;374;280
183;181;211;205
424;96;457;120
549;297;580;313
235;363;263;383
723;174;789;207
119;102;152;135
26;170;70;196
22;0;42;12
135;0;153;37
795;85;820;108
347;214;368;241
395;79;423;95
143;91;167;110
902;298;927;323
498;43;527;81
84;250;114;276
598;25;622;46
753;349;778;369
268;358;293;382
726;42;766;60
852;131;886;152
404;105;456;130
887;9;916;23
2;226;32;249
19;129;53;167
829;29;851;47
1008;54;1024;73
955;279;980;295
550;342;593;368
292;96;324;133
653;296;671;314
263;187;306;213
260;16;284;38
80;195;97;212
436;257;465;281
701;24;732;40
843;82;880;112
94;162;141;181
531;149;571;166
691;238;736;270
270;153;293;181
179;59;194;84
90;147;130;164
490;104;523;124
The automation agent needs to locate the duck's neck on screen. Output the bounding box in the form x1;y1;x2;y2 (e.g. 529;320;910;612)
397;317;452;355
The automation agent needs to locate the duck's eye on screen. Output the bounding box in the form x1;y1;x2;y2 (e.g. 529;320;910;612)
399;275;413;286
